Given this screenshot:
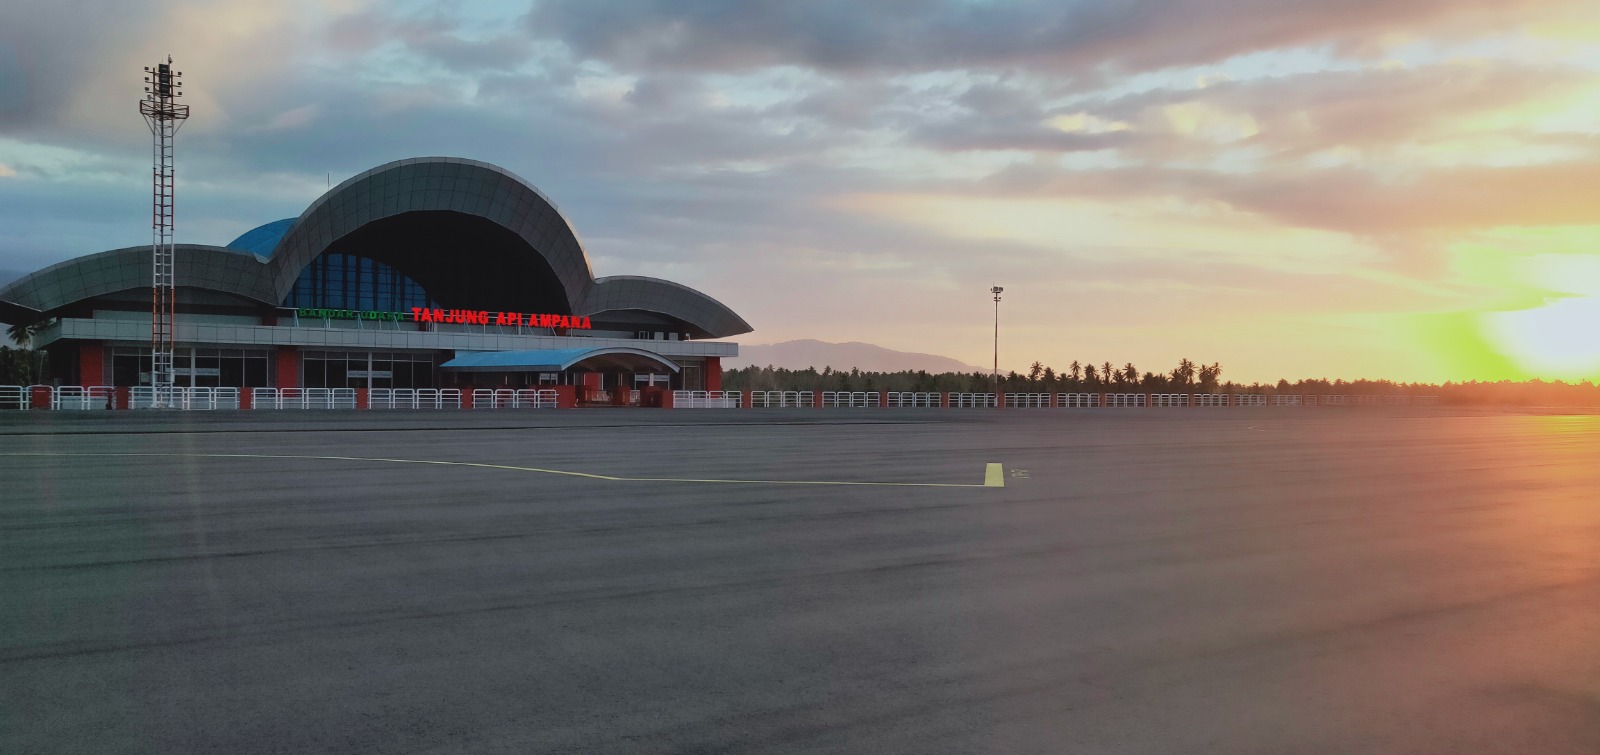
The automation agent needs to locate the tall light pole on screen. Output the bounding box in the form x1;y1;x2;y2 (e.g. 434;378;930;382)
140;56;189;405
991;285;1003;394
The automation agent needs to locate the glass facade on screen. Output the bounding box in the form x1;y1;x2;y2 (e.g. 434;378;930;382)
284;253;437;312
303;351;437;389
112;347;271;387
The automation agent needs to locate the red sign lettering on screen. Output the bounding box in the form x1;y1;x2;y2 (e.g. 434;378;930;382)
406;307;592;329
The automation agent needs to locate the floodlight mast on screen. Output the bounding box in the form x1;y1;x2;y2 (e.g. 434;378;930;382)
991;285;1003;394
139;56;189;405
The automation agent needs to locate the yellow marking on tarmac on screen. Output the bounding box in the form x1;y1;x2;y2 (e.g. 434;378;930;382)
3;452;1005;489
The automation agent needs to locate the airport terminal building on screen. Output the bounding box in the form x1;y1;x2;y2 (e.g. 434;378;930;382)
0;157;750;400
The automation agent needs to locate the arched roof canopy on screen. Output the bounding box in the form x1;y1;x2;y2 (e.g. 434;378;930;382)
312;210;572;313
581;276;752;339
0;245;277;320
266;158;594;311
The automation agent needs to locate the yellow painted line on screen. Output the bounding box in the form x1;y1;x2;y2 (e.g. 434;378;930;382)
2;452;1004;489
985;462;1004;488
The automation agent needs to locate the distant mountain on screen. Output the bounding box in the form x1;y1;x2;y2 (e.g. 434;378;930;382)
726;340;987;374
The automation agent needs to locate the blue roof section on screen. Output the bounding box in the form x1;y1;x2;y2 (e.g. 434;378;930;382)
225;218;296;257
441;347;680;372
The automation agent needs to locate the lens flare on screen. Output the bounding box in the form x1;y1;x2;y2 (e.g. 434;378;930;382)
1481;296;1600;380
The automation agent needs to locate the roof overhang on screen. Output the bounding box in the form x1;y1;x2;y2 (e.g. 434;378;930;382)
440;347;681;373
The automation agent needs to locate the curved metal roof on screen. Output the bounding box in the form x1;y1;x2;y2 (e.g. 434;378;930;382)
265;157;596;310
0;157;753;338
225;218;295;256
0;245;278;317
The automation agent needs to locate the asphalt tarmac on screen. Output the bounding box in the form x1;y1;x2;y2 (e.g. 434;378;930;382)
3;408;1598;753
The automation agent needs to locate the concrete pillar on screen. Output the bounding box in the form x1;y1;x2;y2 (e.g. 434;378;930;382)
275;347;298;389
705;357;721;392
77;342;105;386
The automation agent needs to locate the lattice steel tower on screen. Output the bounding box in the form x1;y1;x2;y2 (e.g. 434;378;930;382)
139;57;189;399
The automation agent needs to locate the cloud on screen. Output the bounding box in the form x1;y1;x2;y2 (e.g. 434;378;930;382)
1;0;1597;382
529;0;1583;75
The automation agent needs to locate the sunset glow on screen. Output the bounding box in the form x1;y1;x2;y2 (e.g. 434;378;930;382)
0;0;1597;383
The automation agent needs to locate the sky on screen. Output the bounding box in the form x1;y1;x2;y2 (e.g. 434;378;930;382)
0;0;1597;384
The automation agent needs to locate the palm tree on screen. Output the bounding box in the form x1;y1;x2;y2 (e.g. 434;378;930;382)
5;321;47;385
1083;363;1098;388
7;321;43;348
1122;363;1138;386
1028;361;1044;384
1069;361;1081;382
1101;362;1115;391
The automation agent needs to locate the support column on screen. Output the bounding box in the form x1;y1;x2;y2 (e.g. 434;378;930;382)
274;347;299;389
705;357;721;392
78;342;106;386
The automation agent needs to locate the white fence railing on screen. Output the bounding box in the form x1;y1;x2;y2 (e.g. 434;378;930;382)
673;390;742;408
821;391;880;408
128;386;240;410
468;388;559;409
0;384;1452;412
1057;392;1101;408
368;388;463;409
887;391;941;408
753;390;813;407
250;387;357;410
0;385;29;410
1004;393;1052;408
180;387;240;410
467;388;559;409
52;385;114;410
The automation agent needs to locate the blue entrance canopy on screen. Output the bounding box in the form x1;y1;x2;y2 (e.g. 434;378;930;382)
439;347;680;373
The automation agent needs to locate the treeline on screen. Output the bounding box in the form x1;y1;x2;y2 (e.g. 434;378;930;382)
724;358;1228;393
0;346;48;385
723;359;1600;406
